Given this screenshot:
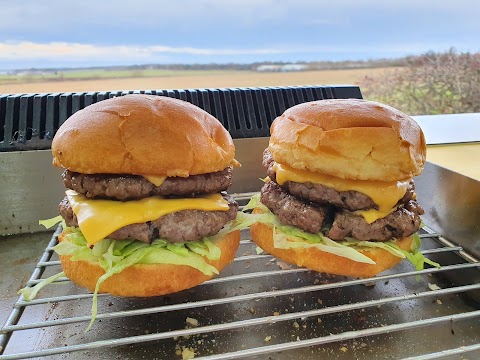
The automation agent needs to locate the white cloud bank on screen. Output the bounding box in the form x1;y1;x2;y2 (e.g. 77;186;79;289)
1;40;452;62
0;41;289;61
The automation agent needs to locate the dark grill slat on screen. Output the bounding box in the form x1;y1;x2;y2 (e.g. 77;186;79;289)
18;94;34;143
59;93;72;126
32;95;44;141
290;86;305;104
249;88;267;130
96;92;109;102
71;92;85;114
312;86;326;100
0;85;362;151
84;92;96;107
45;93;60;140
282;87;297;108
4;95;20;145
271;86;287;115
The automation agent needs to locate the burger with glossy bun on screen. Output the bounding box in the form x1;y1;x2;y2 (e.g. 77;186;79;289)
248;99;437;277
49;94;243;298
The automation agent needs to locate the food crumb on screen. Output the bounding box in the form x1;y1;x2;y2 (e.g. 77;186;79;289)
186;318;199;327
428;283;442;291
249;307;256;314
317;318;322;323
317;299;323;304
340;346;348;352
265;336;272;342
255;246;264;255
436;299;443;305
277;261;292;270
182;347;195;359
293;321;300;329
273;311;280;316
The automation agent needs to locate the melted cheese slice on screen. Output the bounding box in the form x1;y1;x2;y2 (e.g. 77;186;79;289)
354;208;396;224
143;175;168;187
273;163;410;223
66;190;229;245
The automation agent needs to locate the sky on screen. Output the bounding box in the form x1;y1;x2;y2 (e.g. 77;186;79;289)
0;0;479;70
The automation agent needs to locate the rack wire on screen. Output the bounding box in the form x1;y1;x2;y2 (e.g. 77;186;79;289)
1;193;479;360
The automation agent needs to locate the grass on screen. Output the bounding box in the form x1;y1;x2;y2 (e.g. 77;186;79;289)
0;67;397;94
0;69;233;84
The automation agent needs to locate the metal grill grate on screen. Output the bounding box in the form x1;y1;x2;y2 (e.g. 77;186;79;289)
1;193;479;360
0;85;362;151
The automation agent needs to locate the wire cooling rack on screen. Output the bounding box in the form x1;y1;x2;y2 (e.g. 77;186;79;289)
1;193;480;360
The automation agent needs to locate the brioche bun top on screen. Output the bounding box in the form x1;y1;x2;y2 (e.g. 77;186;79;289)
52;95;235;177
268;99;426;181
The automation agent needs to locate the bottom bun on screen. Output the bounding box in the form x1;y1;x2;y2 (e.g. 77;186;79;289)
250;213;412;278
59;230;240;297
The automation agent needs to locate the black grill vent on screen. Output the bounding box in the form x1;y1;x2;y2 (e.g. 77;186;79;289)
0;85;362;151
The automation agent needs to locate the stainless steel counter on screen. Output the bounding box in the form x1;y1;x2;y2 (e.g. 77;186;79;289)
1;138;479;359
0;232;52;328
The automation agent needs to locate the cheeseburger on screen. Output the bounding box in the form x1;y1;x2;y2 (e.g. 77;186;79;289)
249;99;437;277
48;94;242;298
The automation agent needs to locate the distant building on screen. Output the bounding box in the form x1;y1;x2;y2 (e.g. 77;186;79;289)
256;64;308;72
280;64;308;72
13;69;51;76
256;65;283;72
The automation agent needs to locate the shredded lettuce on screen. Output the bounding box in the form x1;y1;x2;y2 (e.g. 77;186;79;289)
388;233;440;271
342;239;406;258
273;226;375;264
245;194;440;270
18;272;66;300
20;211;254;331
38;215;63;229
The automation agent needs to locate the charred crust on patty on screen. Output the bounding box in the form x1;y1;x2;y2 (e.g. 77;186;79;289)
328;200;424;241
260;181;329;234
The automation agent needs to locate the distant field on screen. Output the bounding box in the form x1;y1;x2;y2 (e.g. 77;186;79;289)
0;68;396;94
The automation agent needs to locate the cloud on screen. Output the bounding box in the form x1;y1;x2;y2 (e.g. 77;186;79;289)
0;41;290;62
0;40;465;67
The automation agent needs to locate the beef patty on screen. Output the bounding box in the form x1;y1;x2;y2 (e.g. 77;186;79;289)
59;193;238;243
263;149;415;211
63;166;233;201
260;181;329;234
260;180;424;241
327;200;424;241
